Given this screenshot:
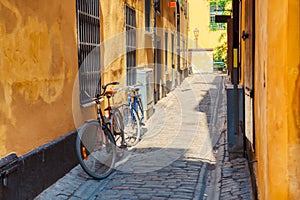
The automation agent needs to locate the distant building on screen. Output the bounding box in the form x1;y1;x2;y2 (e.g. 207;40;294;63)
188;0;228;73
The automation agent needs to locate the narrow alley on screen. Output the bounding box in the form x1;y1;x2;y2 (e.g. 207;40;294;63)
1;0;299;199
35;74;253;200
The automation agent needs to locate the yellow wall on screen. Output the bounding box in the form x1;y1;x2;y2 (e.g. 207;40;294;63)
99;0;155;106
180;0;189;71
0;0;78;157
287;0;300;198
251;0;300;199
100;0;188;90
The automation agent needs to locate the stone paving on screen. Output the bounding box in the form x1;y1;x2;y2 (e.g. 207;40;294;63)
35;74;254;200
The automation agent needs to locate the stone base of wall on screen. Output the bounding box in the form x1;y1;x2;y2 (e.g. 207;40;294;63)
0;131;78;200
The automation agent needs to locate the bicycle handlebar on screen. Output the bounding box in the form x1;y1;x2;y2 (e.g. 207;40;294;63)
81;81;119;105
113;81;143;92
81;91;105;107
101;82;120;96
102;82;120;90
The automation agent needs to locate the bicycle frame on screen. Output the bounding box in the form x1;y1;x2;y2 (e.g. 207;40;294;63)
95;98;109;131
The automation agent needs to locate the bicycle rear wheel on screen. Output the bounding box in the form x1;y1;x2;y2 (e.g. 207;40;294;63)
76;120;116;179
111;108;127;157
123;106;141;147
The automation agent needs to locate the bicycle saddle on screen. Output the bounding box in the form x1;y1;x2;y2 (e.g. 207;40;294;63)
104;90;117;97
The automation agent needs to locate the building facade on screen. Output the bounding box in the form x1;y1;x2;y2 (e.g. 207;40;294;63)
0;2;189;198
238;0;300;199
188;0;228;73
0;0;189;198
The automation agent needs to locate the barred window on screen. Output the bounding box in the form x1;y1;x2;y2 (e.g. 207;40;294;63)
145;0;151;31
171;33;175;68
125;5;136;86
76;0;101;104
165;32;168;72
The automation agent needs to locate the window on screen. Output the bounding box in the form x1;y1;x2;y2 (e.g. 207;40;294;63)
154;0;160;13
125;5;136;86
210;2;216;13
76;0;101;104
210;15;215;24
145;0;151;31
171;33;175;68
165;32;168;72
209;1;226;30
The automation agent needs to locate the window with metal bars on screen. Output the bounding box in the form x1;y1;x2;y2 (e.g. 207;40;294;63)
165;32;168;72
76;0;101;104
171;33;175;68
145;0;151;32
125;5;136;86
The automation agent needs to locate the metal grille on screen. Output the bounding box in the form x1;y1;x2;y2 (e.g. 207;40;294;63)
171;33;175;67
145;0;151;31
165;32;168;72
125;5;136;86
76;0;101;104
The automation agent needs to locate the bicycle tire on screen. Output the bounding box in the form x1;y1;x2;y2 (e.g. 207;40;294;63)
137;97;144;123
111;108;126;150
123;106;141;146
76;120;116;179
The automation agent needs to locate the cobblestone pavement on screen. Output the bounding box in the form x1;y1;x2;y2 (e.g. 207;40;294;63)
35;74;254;200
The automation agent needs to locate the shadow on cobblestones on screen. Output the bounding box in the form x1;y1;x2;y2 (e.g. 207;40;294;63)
195;75;225;161
35;74;255;200
94;147;209;200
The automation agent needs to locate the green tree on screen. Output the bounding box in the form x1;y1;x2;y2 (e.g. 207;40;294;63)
214;32;227;63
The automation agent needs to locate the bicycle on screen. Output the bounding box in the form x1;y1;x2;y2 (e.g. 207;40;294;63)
129;83;145;124
102;84;128;152
116;82;145;147
76;81;122;180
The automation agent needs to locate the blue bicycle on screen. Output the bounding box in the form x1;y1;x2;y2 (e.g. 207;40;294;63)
117;83;144;146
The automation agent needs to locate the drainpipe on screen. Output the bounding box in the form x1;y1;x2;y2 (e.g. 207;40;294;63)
176;1;181;85
232;0;240;153
153;0;157;103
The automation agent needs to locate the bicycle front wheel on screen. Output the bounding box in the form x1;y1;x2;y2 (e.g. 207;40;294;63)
123;106;141;147
137;97;144;123
76;120;116;179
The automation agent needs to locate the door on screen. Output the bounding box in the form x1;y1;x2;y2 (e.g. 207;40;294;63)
154;38;162;104
243;0;255;152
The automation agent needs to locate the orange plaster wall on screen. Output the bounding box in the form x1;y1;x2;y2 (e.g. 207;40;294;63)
287;0;300;198
253;0;300;199
0;0;78;157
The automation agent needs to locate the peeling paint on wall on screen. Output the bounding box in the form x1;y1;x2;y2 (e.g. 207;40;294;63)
0;0;77;157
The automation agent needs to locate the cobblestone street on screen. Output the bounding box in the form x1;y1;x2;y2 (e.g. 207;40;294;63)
35;74;254;200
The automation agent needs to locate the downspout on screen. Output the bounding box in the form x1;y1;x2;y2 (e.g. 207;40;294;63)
153;0;157;103
176;1;181;84
232;0;240;153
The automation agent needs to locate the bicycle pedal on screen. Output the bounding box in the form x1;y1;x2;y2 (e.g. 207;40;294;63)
114;131;122;135
120;144;127;149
